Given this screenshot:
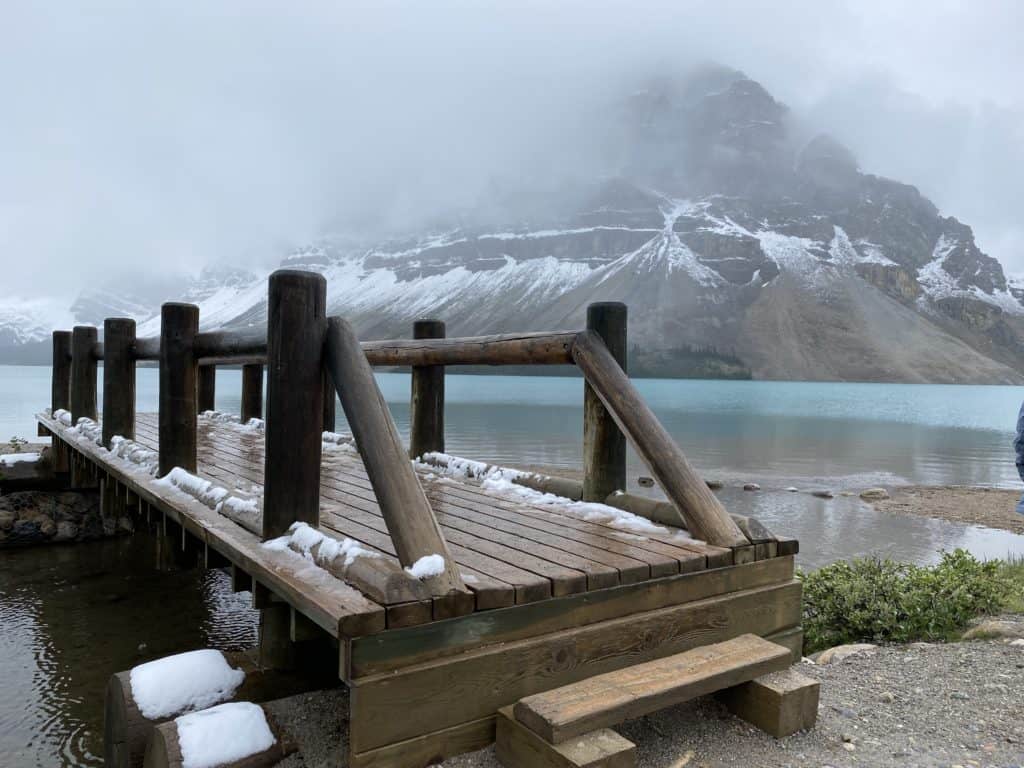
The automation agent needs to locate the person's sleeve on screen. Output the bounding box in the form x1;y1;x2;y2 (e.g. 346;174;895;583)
1015;402;1024;482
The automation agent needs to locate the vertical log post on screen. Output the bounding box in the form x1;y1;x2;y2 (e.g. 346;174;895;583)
409;319;445;459
51;330;72;414
263;270;326;539
102;318;136;447
71;326;98;423
241;363;264;423
158;304;199;477
322;369;336;433
50;331;72;474
582;302;627;502
197;364;216;413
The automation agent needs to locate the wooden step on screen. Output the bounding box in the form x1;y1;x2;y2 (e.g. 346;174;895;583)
513;633;791;743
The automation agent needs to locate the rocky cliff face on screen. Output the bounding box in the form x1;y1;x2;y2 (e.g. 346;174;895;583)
6;66;1023;382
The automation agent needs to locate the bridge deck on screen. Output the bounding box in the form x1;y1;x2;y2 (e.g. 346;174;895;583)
38;411;768;638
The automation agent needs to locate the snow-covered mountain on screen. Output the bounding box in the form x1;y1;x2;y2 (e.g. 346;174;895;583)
5;66;1023;382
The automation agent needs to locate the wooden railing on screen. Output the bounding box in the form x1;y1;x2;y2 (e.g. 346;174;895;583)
51;269;749;598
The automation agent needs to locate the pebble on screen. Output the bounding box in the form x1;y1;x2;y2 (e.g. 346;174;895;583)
785;486;799;492
950;692;970;700
879;691;895;703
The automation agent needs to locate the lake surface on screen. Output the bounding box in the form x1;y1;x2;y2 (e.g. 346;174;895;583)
3;365;1024;765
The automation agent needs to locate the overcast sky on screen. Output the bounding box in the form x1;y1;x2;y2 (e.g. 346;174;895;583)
1;0;1022;306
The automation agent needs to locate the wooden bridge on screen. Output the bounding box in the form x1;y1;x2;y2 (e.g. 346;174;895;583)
36;270;810;768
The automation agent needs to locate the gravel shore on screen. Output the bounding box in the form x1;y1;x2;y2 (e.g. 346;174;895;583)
275;628;1024;768
871;486;1024;536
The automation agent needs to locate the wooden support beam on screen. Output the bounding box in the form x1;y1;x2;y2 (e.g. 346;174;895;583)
263;270;326;539
571;330;748;549
240;363;264;423
51;330;72;414
409;319;445;459
583;303;627;502
71;325;98;422
158;304;198;477
495;707;636;768
103;318;137;447
362;331;577;367
231;564;253;594
719;668;820;738
325;315;466;596
290;607;322;643
197;364;216;413
259;604;295;670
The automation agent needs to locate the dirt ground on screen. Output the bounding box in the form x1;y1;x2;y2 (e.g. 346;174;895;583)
871;485;1024;535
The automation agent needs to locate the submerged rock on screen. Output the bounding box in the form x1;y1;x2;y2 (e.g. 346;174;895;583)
743;482;761;491
812;489;835;499
860;487;891;501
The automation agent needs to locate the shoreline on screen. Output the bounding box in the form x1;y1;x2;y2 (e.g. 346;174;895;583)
870;485;1024;536
508;461;1024;537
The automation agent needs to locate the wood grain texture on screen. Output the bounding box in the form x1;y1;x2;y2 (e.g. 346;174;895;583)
496;707;635;768
513;633;790;743
409;319;445;460
572;329;748;549
240;363;264;422
719;667;820;737
582;303;627;503
71;325;98;422
348;580;802;751
197;364;216;413
103;318;137;446
158;304;198;476
263;270;325;538
362;331;577;367
348;557;795;678
326;315;466;596
51;330;72;413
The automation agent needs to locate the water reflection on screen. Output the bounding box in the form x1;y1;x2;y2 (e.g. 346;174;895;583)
0;532;256;767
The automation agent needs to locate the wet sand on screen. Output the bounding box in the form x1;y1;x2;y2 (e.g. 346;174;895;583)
870;485;1024;535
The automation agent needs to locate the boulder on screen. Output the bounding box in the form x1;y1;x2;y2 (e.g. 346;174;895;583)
743;482;761;491
961;619;1024;641
812;643;877;665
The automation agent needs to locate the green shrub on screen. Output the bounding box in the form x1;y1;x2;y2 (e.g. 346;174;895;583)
799;549;1011;654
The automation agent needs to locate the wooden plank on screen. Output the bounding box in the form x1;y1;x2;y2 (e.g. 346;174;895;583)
38;413;385;637
348;716;495;768
325;316;466;596
347;580;802;751
571;330;748;549
349;556;795;678
496;707;635;768
408;319;445;459
513;633;790;743
582;303;627;503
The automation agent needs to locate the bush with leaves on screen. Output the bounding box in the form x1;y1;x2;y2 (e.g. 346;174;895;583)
800;549;1011;654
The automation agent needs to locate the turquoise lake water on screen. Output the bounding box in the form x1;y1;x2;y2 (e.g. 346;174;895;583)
2;364;1024;566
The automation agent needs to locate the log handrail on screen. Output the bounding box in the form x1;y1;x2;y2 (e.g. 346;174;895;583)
570;329;749;548
325;315;467;597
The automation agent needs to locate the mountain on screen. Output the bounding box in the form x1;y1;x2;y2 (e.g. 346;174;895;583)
5;66;1024;383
